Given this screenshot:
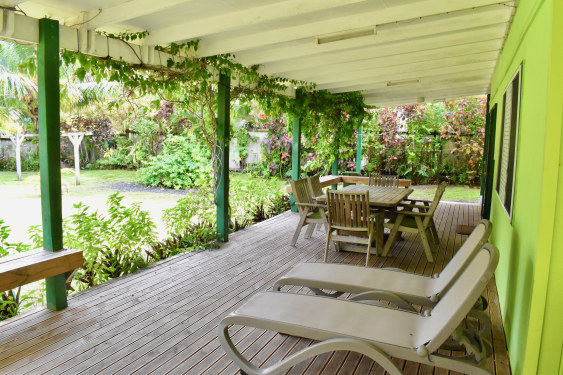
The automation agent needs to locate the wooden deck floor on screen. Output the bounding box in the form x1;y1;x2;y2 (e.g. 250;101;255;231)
0;202;510;375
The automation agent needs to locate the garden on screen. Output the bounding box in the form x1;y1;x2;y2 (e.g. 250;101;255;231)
0;36;484;320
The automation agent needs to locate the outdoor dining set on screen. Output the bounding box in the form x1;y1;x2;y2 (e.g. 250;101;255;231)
290;174;448;265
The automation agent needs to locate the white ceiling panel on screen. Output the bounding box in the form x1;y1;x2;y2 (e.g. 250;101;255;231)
1;0;516;106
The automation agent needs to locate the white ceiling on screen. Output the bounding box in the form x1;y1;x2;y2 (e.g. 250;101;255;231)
4;0;516;106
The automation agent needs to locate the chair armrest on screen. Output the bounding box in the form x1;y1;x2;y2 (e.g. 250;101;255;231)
397;203;430;212
296;202;326;209
389;210;431;217
402;198;431;205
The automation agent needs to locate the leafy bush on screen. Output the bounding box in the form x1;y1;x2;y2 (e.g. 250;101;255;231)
0;219;38;321
162;174;290;236
94;135;134;169
29;193;157;291
138;134;212;189
0;154;16;171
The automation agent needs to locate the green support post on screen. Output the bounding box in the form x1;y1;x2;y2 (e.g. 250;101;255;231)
38;18;66;310
356;115;364;174
331;157;338;190
290;89;302;212
216;73;230;242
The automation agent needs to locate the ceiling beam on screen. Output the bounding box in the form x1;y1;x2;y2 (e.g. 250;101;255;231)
252;23;508;76
277;41;502;82
0;1;25;7
86;0;196;29
147;0;367;45
362;79;491;99
239;3;512;67
329;69;494;94
304;52;499;86
364;87;489;107
316;60;497;91
192;0;513;56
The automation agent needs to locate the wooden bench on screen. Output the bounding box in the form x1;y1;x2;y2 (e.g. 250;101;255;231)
0;248;84;293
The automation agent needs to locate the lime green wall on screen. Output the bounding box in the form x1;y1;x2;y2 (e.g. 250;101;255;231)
532;0;563;371
489;0;563;374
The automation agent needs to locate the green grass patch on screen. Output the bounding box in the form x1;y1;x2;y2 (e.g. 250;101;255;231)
409;185;480;202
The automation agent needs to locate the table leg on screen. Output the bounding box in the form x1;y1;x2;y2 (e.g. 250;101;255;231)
375;211;384;255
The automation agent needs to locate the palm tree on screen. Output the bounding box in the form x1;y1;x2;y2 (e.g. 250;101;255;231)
0;40;37;133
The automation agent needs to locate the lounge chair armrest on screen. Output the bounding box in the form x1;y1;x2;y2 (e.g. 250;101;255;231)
350;290;418;312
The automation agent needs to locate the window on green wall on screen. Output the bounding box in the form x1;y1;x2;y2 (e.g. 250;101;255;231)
496;66;522;220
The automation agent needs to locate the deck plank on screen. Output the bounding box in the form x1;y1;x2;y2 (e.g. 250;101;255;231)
0;202;510;375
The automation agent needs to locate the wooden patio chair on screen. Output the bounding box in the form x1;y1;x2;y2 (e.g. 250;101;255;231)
369;173;399;188
306;175;324;198
382;182;447;262
324;190;383;266
290;178;328;247
218;243;499;375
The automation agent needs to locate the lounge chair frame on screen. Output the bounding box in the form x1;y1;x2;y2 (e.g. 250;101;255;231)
218;243;499;375
275;219;491;307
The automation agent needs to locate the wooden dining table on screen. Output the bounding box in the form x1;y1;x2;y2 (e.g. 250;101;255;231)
316;185;414;254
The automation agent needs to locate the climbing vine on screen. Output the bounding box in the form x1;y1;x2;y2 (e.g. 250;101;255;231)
61;32;368;192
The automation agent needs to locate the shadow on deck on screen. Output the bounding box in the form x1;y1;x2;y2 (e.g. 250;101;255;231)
0;202;510;374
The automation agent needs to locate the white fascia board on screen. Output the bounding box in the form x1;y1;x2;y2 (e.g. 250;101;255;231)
0;10;187;70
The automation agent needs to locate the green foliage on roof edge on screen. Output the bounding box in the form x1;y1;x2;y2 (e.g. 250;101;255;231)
58;31;368;173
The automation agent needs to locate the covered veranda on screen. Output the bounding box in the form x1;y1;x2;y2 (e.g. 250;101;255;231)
0;201;510;374
0;1;518;374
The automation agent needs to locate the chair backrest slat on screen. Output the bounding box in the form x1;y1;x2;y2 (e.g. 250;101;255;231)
327;190;370;229
423;182;447;226
306;175;323;198
290;178;314;205
369;174;398;188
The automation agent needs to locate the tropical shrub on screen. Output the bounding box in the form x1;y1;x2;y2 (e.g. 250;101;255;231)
162;174;290;236
0;219;39;321
138;133;213;189
29;193;157;291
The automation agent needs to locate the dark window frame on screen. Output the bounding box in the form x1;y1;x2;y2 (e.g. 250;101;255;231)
495;65;522;221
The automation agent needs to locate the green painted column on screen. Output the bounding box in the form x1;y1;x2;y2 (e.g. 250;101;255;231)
480;94;491;196
331;157;338;190
216;73;230;242
356;115;364;174
38;18;66;310
290;89;302;212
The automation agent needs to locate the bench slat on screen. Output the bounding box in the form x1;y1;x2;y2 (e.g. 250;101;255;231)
0;249;84;292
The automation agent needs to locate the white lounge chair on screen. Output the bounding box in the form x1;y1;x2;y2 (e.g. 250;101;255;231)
274;219;491;308
218;243;499;375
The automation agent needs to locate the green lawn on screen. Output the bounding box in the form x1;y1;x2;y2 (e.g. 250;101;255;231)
0;169;287;243
409;185;480;202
